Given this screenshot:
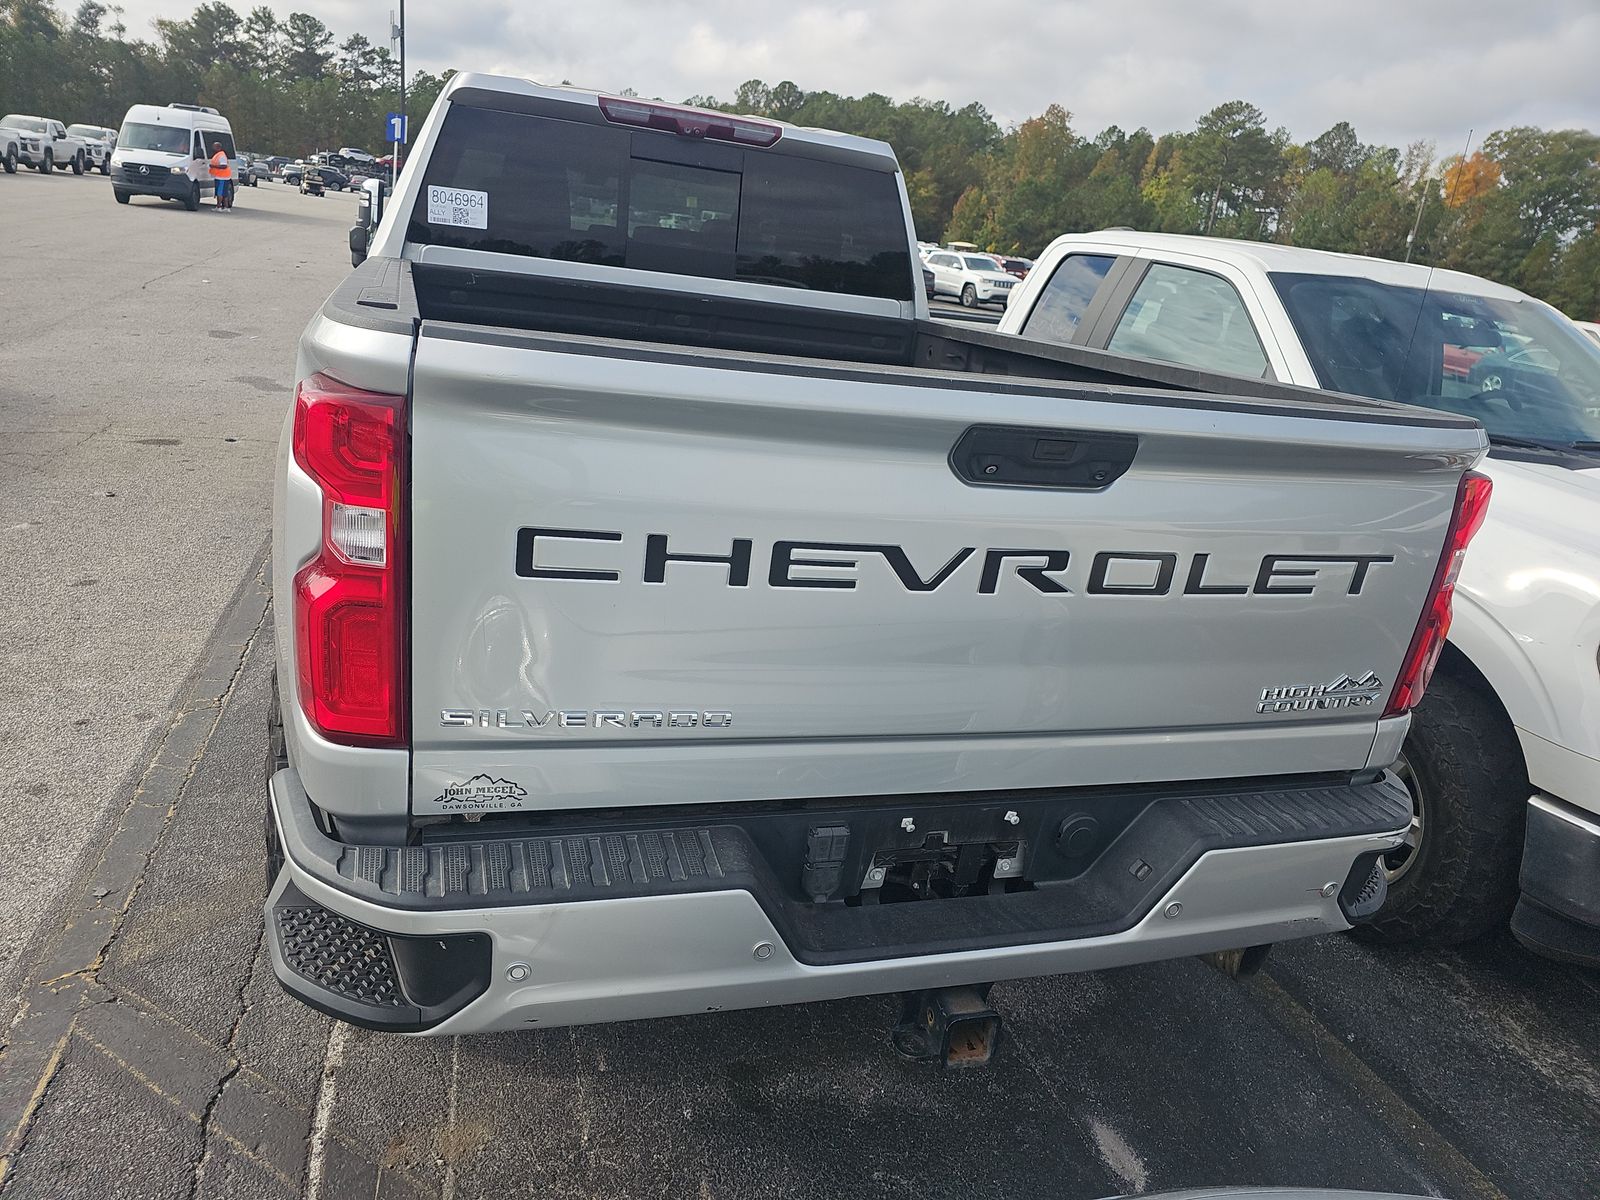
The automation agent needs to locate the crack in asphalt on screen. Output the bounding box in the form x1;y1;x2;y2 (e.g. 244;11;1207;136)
0;549;271;1187
185;922;265;1199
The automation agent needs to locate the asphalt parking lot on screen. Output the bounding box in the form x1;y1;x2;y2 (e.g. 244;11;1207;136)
1;168;1597;1200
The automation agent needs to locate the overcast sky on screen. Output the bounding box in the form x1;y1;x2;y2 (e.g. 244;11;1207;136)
113;0;1598;150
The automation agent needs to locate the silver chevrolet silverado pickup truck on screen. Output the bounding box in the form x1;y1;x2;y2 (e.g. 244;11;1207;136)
266;72;1489;1040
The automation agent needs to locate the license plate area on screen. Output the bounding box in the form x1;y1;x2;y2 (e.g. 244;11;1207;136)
854;831;1028;905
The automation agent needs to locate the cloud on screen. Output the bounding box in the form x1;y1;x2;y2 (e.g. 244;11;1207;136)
109;0;1598;148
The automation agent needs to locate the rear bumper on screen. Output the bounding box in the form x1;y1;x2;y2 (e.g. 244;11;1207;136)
1512;793;1600;968
266;768;1408;1032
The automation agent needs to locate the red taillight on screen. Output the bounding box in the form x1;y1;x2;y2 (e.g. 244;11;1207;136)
597;96;782;147
1384;470;1492;718
291;373;406;745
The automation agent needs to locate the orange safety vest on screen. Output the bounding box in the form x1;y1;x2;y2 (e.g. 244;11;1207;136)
209;151;231;180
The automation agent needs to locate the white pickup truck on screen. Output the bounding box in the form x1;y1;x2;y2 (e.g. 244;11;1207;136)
66;123;115;175
265;73;1488;1042
1001;230;1600;967
0;115;87;174
0;117;42;173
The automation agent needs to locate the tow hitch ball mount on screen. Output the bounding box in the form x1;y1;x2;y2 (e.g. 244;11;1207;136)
891;984;1002;1068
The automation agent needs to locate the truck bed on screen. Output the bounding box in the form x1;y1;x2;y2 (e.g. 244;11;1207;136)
325;255;1479;425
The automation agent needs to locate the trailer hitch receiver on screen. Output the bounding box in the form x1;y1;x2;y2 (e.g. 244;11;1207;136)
891;985;1001;1067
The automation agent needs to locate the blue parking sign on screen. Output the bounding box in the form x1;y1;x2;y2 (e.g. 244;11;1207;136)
385;113;408;143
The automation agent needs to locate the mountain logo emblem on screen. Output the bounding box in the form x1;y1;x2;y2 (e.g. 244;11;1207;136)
1322;671;1384;695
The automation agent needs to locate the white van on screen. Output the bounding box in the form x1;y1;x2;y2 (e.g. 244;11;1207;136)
109;103;239;210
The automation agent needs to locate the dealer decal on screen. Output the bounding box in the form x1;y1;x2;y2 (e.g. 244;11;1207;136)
426;185;488;229
433;773;527;811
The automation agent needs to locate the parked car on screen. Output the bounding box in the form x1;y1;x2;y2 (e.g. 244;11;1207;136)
281;160;305;185
991;255;1033;280
1;115;87;173
306;161;349;190
338;145;377;166
269;71;1485;1040
0;116;44;174
311;153;355;184
1002;229;1600;966
109;102;238;210
922;264;936;300
66;123;115;174
234;154;264;185
924;250;1019;307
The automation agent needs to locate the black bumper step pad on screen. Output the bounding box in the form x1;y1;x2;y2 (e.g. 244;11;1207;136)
266;880;492;1032
337;827;727;908
273;902;406;1010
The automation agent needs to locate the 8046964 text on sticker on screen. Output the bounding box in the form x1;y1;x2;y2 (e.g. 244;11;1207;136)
426;184;488;229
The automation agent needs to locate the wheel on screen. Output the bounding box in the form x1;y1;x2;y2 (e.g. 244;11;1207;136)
184;182;199;211
71;152;84;175
961;283;977;308
39;151;52;173
1353;669;1527;945
99;157;110;176
114;188;130;204
3;147;15;174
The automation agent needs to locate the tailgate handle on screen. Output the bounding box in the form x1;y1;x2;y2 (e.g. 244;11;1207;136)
950;425;1138;491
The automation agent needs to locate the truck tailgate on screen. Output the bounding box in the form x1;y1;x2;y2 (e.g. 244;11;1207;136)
407;323;1482;815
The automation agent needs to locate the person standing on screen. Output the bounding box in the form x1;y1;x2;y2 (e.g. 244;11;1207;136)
209;141;233;211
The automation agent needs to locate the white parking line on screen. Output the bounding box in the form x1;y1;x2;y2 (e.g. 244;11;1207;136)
1087;1115;1150;1194
441;1036;463;1200
305;1020;350;1199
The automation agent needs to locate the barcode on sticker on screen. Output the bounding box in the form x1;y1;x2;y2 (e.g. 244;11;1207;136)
427;185;488;229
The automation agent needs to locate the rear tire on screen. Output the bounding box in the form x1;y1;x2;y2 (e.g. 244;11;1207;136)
1353;669;1527;946
961;283;977;308
114;188;130;205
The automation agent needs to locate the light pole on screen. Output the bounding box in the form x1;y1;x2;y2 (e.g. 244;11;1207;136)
390;3;405;187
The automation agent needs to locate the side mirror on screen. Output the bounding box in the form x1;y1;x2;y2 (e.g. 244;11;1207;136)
350;178;385;267
361;176;385;226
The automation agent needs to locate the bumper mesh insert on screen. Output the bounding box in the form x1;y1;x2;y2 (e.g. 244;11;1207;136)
274;905;404;1008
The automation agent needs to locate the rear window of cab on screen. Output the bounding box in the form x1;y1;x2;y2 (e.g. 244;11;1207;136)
407;105;914;301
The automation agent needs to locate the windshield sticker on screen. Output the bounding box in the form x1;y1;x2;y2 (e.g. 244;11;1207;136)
427;185;488;229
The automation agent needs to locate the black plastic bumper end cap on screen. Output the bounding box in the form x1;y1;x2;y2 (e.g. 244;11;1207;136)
1511;896;1600;969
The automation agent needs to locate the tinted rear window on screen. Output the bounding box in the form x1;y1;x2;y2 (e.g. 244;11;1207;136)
408;105;913;301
